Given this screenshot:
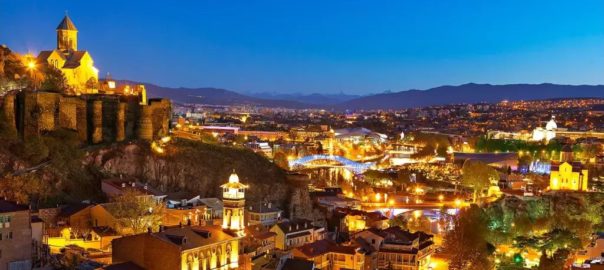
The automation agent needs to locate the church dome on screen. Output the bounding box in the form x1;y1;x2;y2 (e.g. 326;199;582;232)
545;117;557;131
228;171;239;183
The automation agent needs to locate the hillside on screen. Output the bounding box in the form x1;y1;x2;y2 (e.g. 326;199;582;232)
336;83;604;110
88;139;294;210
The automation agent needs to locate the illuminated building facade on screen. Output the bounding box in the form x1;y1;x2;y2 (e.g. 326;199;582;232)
549;162;589;191
112;225;241;270
37;15;99;93
532;116;557;142
221;171;248;233
292;239;366;270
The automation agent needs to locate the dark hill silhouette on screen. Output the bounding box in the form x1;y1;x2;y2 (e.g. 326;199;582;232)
119;81;311;108
335;83;604;110
117;81;604;110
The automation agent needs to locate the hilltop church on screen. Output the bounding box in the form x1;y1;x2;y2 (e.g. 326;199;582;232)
37;15;99;93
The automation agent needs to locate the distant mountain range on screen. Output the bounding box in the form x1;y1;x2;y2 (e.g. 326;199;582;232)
126;81;604;110
122;81;309;108
247;92;360;105
336;83;604;110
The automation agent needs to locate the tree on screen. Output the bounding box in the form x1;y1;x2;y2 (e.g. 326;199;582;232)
106;189;165;234
85;77;98;92
444;205;494;270
461;159;499;203
538;249;570;270
41;65;69;93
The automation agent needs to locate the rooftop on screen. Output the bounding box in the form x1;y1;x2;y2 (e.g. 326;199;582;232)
295;239;358;257
0;199;29;213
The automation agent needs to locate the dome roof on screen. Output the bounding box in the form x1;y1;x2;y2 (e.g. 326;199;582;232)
228;172;239;183
545;117;557;130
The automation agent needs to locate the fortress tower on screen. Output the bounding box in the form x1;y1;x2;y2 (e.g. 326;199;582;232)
221;171;248;234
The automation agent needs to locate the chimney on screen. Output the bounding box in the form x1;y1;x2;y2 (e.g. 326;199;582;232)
147;227;152;233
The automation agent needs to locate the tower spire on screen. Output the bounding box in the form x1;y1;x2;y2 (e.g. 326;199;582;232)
56;14;78;51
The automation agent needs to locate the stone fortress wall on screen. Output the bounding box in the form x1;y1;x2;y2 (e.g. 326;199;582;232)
2;90;171;144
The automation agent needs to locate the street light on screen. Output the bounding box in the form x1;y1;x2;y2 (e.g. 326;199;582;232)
26;60;37;90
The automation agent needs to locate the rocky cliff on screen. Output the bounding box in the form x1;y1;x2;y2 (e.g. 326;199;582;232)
86;140;298;211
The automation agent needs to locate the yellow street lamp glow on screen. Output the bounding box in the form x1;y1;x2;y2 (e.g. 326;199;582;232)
454;198;462;207
374;193;381;202
438;194;444;202
27;61;36;70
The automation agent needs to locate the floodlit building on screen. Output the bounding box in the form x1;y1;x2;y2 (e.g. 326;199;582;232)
111;173;248;269
221;171;249;234
292;239;366;270
245;203;282;227
37;15;99;92
353;227;435;270
112;225;241;270
270;220;326;250
333;208;389;233
549;162;589;191
532;116;557;142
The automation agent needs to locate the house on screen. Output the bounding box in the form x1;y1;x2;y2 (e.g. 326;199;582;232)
46;226;120;253
164;194;210;227
270;220;326;250
245;203;282;227
90;204;133;235
112;225;241;270
293;239;366;270
0;200;33;270
56;203;93;229
333;208;388;233
353;227;435;270
199;198;224;223
241;224;278;270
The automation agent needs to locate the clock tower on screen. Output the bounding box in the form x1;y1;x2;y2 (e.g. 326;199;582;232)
221;171;248;233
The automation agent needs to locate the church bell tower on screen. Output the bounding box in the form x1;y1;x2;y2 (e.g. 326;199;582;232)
57;15;78;52
221;171;248;233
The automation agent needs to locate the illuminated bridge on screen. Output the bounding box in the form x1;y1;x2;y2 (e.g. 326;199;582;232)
289;155;375;174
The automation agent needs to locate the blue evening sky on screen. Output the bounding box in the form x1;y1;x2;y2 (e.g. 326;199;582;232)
1;0;603;95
